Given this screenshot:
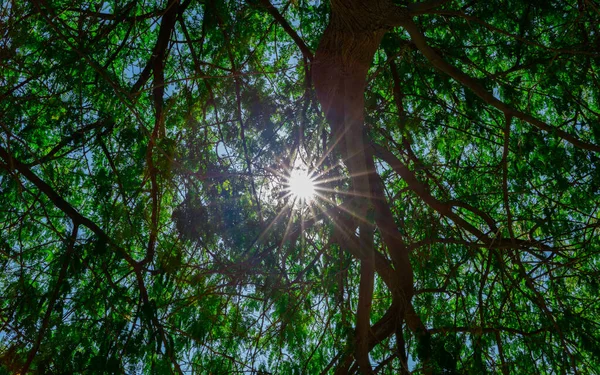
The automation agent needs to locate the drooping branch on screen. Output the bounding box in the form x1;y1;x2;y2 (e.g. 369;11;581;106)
372;144;561;253
387;57;501;235
502;114;516;242
430;10;600;57
401;18;600;153
209;0;266;223
141;0;195;266
372;143;488;241
0;145;137;267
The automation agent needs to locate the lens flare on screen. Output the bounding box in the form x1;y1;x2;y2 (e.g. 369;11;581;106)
287;168;316;202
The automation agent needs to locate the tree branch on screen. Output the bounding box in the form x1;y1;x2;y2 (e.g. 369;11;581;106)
131;0;182;95
21;225;78;374
25;120;113;167
402;18;600;153
258;0;313;61
372;143;488;241
0;145;137;267
355;222;375;374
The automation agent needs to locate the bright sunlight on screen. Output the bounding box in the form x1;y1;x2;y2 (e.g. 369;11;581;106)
286;168;316;202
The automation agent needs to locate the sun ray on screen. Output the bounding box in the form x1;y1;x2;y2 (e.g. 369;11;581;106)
314;186;373;199
313;128;346;170
309;168;375;187
244;204;293;255
279;196;299;252
314;193;372;227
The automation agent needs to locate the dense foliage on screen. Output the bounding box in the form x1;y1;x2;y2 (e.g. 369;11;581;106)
1;0;600;373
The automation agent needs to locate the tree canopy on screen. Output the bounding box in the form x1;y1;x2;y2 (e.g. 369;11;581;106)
2;0;600;373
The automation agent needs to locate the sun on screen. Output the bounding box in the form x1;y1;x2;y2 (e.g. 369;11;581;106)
286;168;316;202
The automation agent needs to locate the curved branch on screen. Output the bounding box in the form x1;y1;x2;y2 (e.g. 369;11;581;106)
372;144;558;253
401;18;600;153
372;143;488;241
0;145;137;267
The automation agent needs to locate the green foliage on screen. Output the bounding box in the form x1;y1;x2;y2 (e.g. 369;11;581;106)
1;0;600;374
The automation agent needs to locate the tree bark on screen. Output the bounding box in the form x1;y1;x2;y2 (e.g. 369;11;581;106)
312;1;414;373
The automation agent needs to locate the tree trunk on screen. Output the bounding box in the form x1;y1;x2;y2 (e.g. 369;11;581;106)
312;1;414;373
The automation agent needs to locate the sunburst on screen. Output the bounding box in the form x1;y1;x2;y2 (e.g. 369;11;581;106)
286;168;316;203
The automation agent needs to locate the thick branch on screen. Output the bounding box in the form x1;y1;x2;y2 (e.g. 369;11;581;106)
367;151;414;301
336;302;403;374
131;0;181;95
